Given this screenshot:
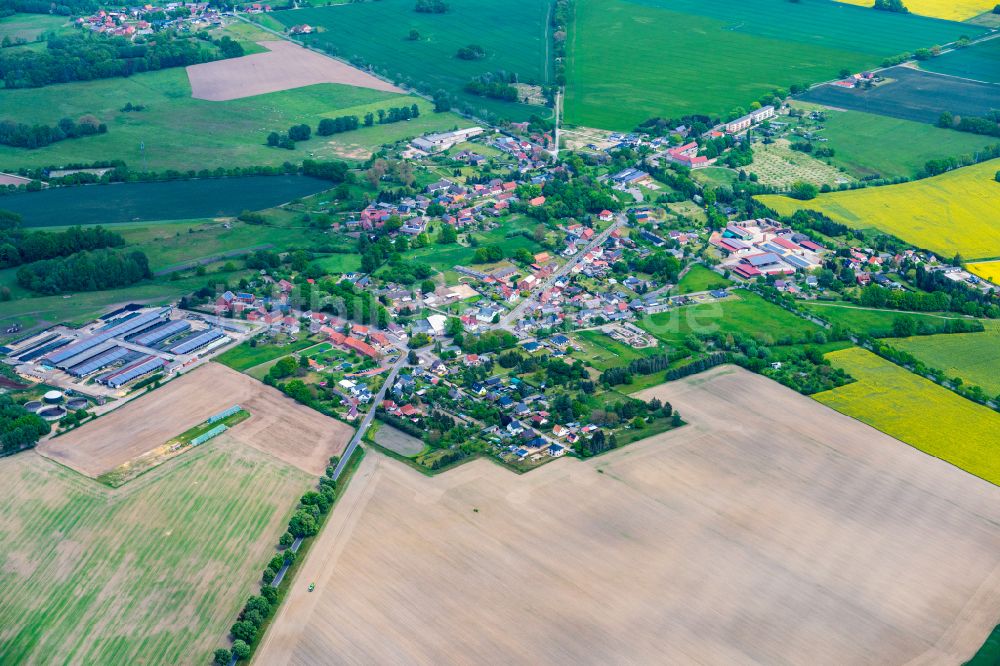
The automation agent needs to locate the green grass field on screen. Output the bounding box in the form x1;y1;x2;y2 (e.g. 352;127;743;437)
802;301;978;336
0;272;246;337
0;68;467;172
792;102;1000;179
921;37;1000;84
565;0;981;130
0;443;311;663
0;13;69;43
815;347;1000;486
675;264;732;294
640;291;822;344
758;159;1000;261
273;0;551;122
571;329;662;371
891;321;1000;396
214;336;319;372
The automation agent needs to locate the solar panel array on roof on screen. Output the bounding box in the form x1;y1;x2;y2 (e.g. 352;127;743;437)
746;253;782;267
97;311;140;333
8;333;57;358
785;255;813;270
18;338;70;362
67;346;132;377
130;320;190;347
169;329;223;355
103;356;165;388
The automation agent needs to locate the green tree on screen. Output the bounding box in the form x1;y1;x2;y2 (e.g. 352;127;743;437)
213;648;232;665
437;224;457;244
232;640;251;660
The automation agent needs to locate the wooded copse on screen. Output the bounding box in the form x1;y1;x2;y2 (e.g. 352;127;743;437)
16;247;151;294
0;32;242;89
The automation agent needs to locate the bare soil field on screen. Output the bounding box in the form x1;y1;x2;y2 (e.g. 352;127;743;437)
800;66;1000;124
186;40;402;101
256;366;1000;666
37;362;353;477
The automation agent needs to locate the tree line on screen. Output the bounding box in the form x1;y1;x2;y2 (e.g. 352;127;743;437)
0;33;241;89
0;215;125;268
0;115;107;148
17;248;151;294
267;104;420;148
213;452;354;664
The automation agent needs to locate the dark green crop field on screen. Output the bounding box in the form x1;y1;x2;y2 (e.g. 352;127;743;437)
272;0;552;122
565;0;983;130
921;37;1000;84
0;176;330;227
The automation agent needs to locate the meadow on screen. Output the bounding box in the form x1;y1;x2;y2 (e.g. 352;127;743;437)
0;13;69;43
802;301;980;336
639;291;822;344
799;66;999;125
272;0;551;122
674;264;732;294
921;37;1000;84
0;68;465;172
758;158;1000;260
791;102;1000;179
0;444;311;664
214;336;320;373
564;0;980;130
815;347;1000;485
891;321;1000;396
834;0;997;21
571;329;661;371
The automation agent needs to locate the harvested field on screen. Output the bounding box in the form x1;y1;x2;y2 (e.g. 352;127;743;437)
372;423;424;457
799;66;1000;125
186;40;401;101
0;442;312;664
37;362;353;477
256;366;1000;666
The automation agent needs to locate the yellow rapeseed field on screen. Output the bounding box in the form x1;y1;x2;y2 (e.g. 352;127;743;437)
758;159;1000;261
968;260;1000;284
834;0;995;20
814;347;1000;486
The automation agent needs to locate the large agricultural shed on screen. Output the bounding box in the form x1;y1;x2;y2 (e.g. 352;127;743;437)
255;366;1000;666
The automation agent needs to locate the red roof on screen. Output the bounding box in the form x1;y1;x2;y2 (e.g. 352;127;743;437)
770;237;800;251
343;336;378;358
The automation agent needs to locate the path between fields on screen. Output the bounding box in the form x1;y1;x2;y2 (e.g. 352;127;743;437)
252;451;383;666
153;244;273;276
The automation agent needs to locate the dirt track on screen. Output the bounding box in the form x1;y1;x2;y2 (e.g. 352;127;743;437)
255;366;1000;666
186;40;402;101
37;363;353;477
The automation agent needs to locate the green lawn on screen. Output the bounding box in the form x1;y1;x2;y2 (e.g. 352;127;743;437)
639;291;822;344
794;102;1000;179
891;321;1000;396
0;443;311;664
391;216;545;275
691;167;738;188
0;273;244;338
802;301;976;336
0;13;69;43
0;68;467;172
571;329;662;371
674;264;732;295
565;0;981;129
273;0;552;122
214;336;319;372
